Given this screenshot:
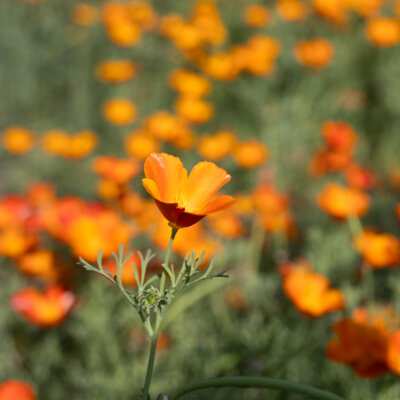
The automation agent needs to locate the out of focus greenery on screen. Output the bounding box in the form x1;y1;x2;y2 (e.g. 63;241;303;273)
1;0;400;399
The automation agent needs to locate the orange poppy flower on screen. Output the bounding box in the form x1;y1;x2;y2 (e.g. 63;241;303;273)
366;18;400;47
17;250;61;281
321;121;357;152
102;99;136;125
11;285;77;328
294;39;334;69
142;153;235;228
244;5;270;28
345;164;378;190
207;209;244;239
277;0;308;21
198;130;237;161
174;96;214;124
169;69;211;98
317;183;370;219
2;126;34;155
71;3;98;26
0;380;36;400
92;156;139;184
326;309;391;378
350;0;382;18
387;330;400;375
125;130;159;160
233;140;268;169
96;60;137;83
281;259;345;317
354;230;400;268
313;0;348;24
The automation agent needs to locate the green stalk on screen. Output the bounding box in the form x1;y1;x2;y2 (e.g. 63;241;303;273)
171;376;346;400
160;227;178;293
142;227;178;400
141;330;159;400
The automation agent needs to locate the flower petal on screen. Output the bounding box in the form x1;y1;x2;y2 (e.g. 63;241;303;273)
180;161;231;213
200;195;236;214
144;153;187;203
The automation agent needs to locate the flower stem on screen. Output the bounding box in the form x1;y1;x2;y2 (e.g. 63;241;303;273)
170;376;346;400
160;227;178;294
142;329;159;400
142;227;178;400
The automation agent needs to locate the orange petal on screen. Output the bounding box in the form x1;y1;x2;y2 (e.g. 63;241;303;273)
180;161;231;213
201;195;236;214
142;178;162;201
144;153;187;203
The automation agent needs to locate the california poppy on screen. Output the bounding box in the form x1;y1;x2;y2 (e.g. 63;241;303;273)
142;152;235;228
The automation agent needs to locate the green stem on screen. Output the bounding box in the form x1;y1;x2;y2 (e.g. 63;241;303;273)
171;377;346;400
160;227;178;294
142;227;178;400
142;329;159;400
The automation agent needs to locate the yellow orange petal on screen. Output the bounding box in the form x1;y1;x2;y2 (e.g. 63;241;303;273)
142;178;162;201
180;161;231;213
144;153;187;203
201;195;236;214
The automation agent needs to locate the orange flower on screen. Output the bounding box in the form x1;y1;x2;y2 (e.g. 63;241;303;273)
207;209;244;239
387;331;400;375
198;130;236;161
294;39;334;69
97;179;121;200
92;156;139;184
345;164;378;190
233;140;268;169
317;183;370;219
202;53;240;81
313;0;348;24
281;259;345;317
102;99;136;125
326;309;390;378
244;5;270;27
244;36;281;75
309;149;352;176
366;18;400;47
67;210;131;261
0;380;36;400
191;0;227;46
17;250;61;281
28;183;55;208
354;230;400;268
125;130;159;160
145;111;186;142
321;121;357;152
71;3;98;26
96;60;137;83
174;96;214;124
42;130;97;159
350;0;382;18
0;228;36;258
125;1;157;31
277;0;308;21
142;153;235;228
172;126;196;150
169;69;211;98
2;126;34;155
102;2;141;46
11;285;77;328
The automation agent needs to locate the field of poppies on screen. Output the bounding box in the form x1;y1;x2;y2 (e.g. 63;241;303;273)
1;0;400;399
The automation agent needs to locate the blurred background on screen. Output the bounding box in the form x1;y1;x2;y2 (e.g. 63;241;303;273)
1;0;400;399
